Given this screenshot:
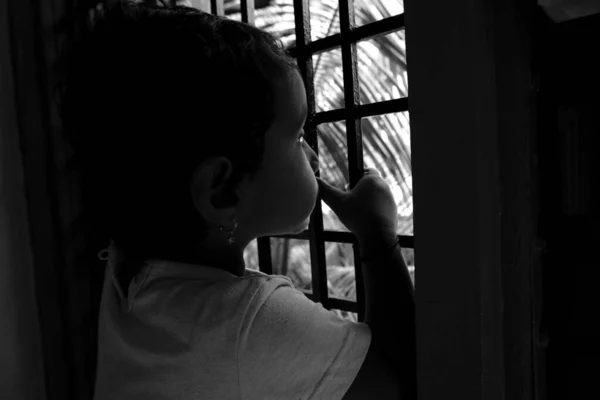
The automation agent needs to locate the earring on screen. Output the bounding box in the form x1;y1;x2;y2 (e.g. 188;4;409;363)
219;219;238;245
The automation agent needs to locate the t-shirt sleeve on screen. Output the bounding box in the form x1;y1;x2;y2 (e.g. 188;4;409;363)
237;276;371;400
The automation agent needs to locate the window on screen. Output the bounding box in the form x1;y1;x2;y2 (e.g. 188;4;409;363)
218;0;412;323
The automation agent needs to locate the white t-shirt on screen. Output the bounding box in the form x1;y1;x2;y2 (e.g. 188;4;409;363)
93;242;371;399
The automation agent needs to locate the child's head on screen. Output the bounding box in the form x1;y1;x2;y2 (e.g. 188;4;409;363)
60;1;319;262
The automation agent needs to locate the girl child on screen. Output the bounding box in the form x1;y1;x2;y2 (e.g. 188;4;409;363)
59;1;414;398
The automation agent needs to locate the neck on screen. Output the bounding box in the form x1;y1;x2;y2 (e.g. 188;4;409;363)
185;231;249;277
194;245;246;277
141;230;251;278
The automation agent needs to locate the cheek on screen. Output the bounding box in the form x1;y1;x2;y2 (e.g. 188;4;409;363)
291;161;319;216
265;168;316;217
240;150;318;227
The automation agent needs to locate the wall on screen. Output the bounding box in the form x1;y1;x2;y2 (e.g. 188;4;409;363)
536;10;600;400
0;0;47;397
407;0;541;398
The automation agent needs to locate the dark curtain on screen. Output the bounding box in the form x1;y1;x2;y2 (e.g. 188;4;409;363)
8;1;107;399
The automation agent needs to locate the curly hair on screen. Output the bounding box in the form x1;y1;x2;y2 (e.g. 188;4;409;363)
56;1;297;263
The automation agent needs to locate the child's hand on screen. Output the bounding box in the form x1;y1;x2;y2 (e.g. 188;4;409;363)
316;168;398;243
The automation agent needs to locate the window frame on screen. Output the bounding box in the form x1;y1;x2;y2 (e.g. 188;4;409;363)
404;0;539;399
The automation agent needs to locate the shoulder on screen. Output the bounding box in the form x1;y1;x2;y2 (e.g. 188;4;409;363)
235;270;295;318
236;272;372;400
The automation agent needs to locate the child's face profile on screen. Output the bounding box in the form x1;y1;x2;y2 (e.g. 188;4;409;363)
191;69;320;247
236;70;320;237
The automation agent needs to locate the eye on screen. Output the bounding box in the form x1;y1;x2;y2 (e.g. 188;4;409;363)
297;132;306;146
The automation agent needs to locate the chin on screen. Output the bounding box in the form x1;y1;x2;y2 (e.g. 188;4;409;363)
293;216;311;233
276;217;310;236
261;221;306;238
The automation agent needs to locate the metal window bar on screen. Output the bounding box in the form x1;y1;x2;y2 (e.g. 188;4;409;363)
210;0;224;16
288;14;404;57
313;98;408;125
240;0;255;25
292;0;330;306
273;231;413;249
338;0;366;321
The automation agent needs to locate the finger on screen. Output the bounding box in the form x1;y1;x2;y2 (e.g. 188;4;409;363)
316;177;347;211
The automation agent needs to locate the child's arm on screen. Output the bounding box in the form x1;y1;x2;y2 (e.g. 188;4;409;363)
317;169;416;399
355;233;416;399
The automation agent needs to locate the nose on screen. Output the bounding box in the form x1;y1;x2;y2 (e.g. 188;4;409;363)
303;141;320;174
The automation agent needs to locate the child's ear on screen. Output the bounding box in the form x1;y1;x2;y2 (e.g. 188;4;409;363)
190;157;239;225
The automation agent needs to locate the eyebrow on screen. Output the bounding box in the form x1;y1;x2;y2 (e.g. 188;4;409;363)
299;103;309;128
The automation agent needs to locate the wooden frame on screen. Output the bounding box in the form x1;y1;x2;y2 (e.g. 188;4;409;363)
406;0;540;398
